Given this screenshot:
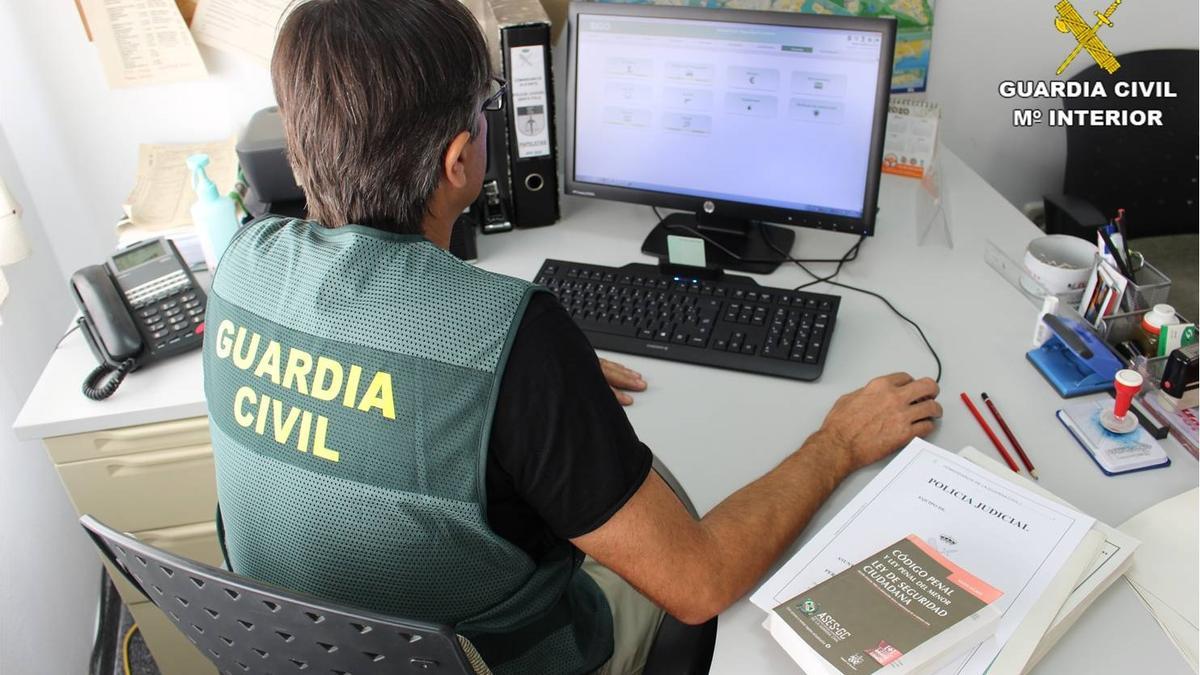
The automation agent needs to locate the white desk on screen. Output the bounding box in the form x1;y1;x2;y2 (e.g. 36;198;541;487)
15;147;1197;674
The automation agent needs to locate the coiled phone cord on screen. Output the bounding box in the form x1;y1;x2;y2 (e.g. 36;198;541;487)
82;358;136;401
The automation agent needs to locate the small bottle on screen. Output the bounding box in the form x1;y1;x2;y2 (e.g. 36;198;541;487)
187;154;239;271
1138;304;1179;356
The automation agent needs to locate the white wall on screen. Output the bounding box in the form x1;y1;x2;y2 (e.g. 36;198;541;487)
0;127;98;675
3;0;1196;277
0;3;275;672
0;0;277;279
926;0;1199;209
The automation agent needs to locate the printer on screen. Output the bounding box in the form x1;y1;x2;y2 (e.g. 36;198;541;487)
236;107;478;260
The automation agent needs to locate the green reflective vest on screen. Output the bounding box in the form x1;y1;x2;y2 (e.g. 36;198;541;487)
203;217;613;673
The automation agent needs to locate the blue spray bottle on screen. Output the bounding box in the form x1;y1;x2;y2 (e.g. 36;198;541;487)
187;153;239;271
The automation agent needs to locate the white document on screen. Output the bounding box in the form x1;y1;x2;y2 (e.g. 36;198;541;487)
1121;488;1199;672
991;530;1102;674
190;0;293;65
509;45;552;159
123;138;238;231
958;447;1140;671
752;439;1095;675
79;0;208;88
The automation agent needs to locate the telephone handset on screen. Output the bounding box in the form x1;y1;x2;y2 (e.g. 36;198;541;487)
69;238;207;400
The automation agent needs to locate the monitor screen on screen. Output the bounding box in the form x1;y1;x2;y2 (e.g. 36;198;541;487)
567;7;892;230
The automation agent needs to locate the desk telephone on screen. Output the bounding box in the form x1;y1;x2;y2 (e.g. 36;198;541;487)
69;238;206;400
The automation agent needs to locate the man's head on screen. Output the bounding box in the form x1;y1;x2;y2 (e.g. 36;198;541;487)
272;0;492;237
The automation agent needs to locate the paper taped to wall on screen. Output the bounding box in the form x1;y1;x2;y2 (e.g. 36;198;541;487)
190;0;293;65
78;0;207;88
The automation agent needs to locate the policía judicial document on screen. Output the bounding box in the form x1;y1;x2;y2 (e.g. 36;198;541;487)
752;438;1095;674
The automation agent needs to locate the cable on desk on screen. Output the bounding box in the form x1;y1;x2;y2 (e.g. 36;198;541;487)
648;205;942;382
55;323;82;349
760;226;944;384
650;207;862;265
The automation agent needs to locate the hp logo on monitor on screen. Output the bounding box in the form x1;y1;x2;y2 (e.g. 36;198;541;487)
703;200;715;214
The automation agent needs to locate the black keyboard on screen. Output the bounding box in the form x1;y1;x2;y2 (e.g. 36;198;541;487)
535;259;840;381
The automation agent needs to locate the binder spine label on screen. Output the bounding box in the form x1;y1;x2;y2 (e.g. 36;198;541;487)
508;45;551;159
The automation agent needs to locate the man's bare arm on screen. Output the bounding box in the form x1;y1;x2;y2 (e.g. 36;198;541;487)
571;373;942;624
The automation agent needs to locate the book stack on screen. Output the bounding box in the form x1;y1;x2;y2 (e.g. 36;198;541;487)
753;440;1140;675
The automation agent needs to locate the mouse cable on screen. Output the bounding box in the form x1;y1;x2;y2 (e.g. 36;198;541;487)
650;207;861;265
761;227;943;383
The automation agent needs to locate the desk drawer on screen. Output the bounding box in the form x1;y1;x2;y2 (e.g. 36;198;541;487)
58;443;217;533
128;600;217;675
45;416;211;464
108;521;224;603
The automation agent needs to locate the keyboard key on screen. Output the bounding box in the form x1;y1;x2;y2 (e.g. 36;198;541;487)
539;259;839;380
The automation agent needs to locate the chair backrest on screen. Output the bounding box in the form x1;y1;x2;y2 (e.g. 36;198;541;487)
1061;49;1198;238
81;515;479;675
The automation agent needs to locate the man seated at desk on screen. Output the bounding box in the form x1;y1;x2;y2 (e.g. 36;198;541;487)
201;1;943;673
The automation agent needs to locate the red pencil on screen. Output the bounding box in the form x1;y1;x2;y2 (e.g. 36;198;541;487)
982;392;1039;480
960;392;1020;473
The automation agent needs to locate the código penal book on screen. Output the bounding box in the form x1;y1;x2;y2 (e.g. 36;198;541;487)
769;535;1002;675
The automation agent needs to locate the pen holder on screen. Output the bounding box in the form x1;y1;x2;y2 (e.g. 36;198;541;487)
1120;259;1171;311
1098;309;1191;388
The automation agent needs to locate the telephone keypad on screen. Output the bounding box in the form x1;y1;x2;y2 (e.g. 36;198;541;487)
133;278;205;356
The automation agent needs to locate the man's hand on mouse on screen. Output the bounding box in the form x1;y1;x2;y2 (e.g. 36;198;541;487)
814;372;942;472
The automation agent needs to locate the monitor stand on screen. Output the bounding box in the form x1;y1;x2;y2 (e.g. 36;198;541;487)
641;211;795;275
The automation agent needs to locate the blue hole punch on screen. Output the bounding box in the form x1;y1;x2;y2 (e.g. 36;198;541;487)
1027;314;1125;397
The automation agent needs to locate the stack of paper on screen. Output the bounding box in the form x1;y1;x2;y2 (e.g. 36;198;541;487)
118;139;239;269
1120;489;1199;672
959;449;1140;673
752;439;1139;675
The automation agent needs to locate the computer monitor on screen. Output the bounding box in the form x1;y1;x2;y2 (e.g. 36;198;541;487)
563;2;896;273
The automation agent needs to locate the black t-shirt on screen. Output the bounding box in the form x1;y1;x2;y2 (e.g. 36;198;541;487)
486;292;653;560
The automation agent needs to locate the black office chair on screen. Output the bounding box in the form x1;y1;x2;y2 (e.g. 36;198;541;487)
81;459;716;675
1043;49;1198;239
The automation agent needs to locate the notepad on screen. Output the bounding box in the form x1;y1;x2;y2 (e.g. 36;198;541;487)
1057;400;1170;475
